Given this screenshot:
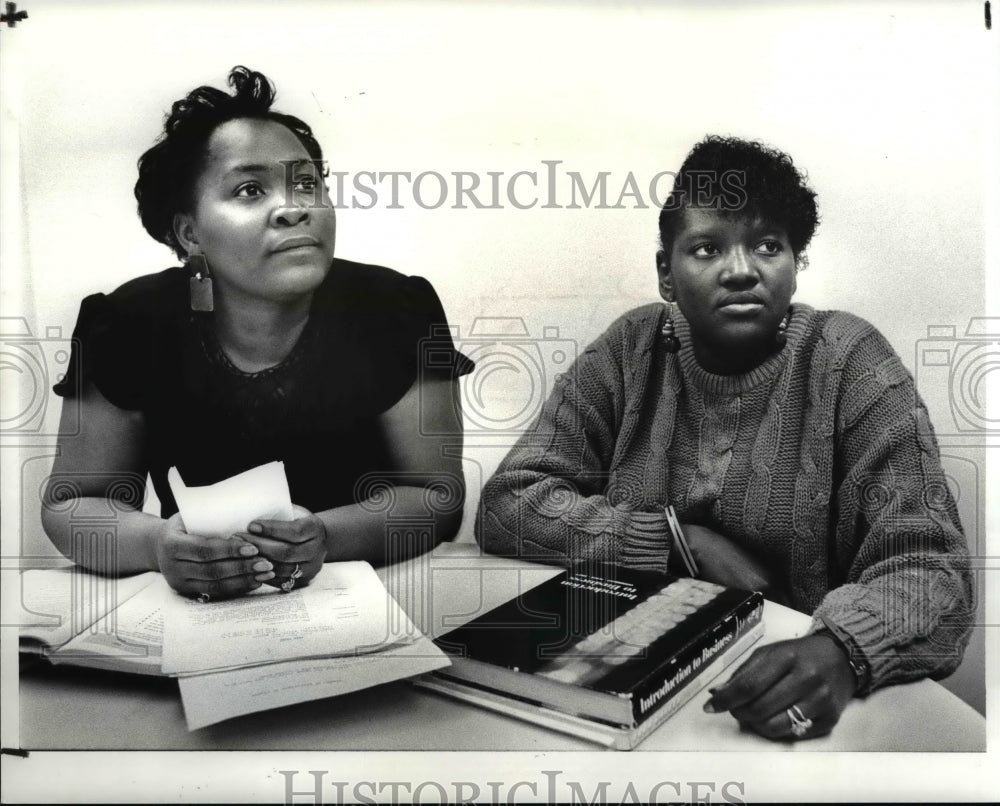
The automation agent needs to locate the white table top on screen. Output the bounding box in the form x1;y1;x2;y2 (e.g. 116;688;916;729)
15;542;986;752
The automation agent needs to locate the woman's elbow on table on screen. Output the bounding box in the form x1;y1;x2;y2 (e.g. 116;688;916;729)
40;385;151;567
40;497;73;560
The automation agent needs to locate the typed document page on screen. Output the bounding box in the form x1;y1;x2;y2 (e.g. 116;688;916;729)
161;561;418;674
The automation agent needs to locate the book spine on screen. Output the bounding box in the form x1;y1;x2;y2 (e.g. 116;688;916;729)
612;623;764;750
631;593;764;724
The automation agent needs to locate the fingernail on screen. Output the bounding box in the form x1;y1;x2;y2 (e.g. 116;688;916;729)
253;560;273;572
250;582;262;590
255;571;275;581
703;701;717;713
239;545;259;557
248;522;263;535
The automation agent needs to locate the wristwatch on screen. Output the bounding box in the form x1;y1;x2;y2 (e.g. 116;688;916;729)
814;617;872;696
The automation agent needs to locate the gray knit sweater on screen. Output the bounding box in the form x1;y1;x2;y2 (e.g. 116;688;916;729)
476;302;974;691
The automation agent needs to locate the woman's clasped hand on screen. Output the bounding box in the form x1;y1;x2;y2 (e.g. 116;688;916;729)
154;505;327;600
240;506;328;592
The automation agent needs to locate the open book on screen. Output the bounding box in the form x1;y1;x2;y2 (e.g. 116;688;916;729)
18;562;450;729
19;568;168;674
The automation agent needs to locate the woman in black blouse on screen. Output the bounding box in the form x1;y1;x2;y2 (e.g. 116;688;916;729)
42;67;472;599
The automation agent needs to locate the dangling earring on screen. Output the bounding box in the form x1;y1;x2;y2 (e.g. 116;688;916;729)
187;253;214;312
775;308;791;348
661;304;680;353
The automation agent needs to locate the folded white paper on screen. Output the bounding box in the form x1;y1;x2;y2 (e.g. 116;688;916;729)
167;462;293;539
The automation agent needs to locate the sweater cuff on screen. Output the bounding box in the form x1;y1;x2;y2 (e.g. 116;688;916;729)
811;595;898;691
615;509;671;574
810;615;873;696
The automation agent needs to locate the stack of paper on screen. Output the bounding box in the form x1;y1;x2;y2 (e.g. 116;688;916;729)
166;562;449;729
19;462;450;729
19;561;450;729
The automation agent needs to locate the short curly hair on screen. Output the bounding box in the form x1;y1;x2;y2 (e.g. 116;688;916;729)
658;136;819;271
135;66;323;258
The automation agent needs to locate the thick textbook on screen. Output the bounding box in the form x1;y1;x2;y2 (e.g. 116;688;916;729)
18;562;449;728
420;563;763;748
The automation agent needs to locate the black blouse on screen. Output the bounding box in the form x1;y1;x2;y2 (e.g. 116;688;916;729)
54;258;474;517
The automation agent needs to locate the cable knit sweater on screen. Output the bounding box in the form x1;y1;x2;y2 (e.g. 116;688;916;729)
476;302;974;692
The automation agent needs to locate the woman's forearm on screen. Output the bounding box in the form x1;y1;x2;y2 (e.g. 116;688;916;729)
43;483;463;573
41;497;163;576
477;469;672;572
315;485;463;565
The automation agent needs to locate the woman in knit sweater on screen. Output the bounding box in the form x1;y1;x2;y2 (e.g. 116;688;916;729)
476;136;973;741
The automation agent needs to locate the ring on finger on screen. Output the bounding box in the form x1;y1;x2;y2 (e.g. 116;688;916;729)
786;705;813;738
278;564;303;593
196;592;211;604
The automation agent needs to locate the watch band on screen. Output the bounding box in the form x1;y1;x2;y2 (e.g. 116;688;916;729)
815;617;872;696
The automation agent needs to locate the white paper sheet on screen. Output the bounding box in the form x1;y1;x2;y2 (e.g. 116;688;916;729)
178;633;450;730
167;461;293;539
160;561;418;674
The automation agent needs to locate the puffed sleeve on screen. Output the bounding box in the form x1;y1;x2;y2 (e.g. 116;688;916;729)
367;273;475;413
52;269;182;410
52;292;148;410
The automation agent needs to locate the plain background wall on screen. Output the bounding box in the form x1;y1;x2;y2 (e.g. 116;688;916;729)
1;0;994;774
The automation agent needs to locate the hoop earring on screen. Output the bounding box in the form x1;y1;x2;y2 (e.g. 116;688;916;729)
661;305;680;353
187;254;214;312
775;308;791;348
